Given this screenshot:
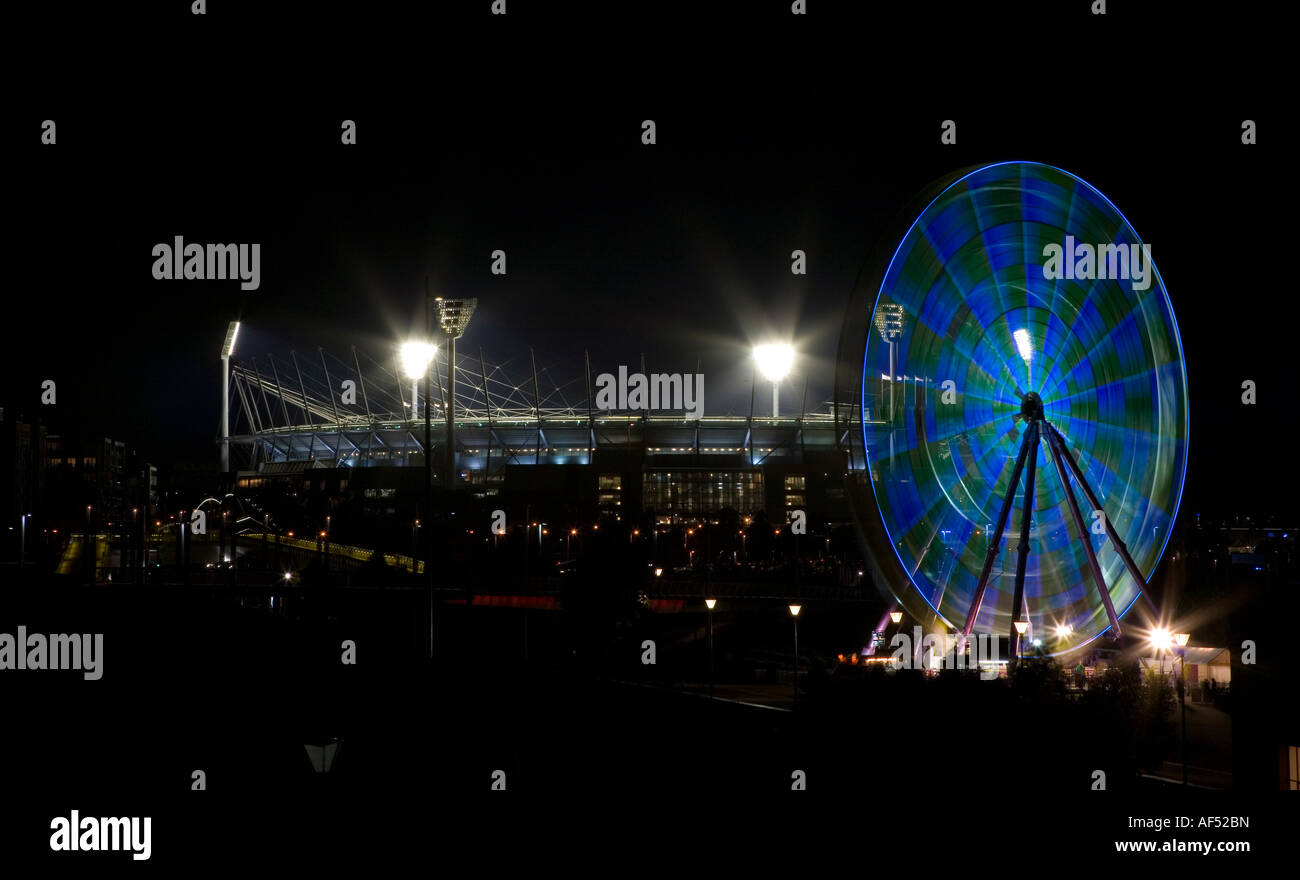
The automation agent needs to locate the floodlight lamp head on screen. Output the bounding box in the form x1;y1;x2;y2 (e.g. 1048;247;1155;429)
753;344;795;382
873;303;906;342
221;321;240;359
435;296;478;340
400;341;437;379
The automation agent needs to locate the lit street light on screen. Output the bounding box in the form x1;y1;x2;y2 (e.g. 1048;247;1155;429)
789;603;801;708
705;598;717;701
753;344;794;417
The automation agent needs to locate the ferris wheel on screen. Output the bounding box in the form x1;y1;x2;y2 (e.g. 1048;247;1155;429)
858;161;1188;655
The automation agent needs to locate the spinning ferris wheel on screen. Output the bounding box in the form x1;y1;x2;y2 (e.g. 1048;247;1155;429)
855;161;1189;656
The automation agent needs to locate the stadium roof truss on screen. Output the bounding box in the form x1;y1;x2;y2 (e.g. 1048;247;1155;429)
225;345;846;475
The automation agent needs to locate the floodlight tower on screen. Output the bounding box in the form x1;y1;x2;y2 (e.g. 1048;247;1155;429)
753;343;795;417
435;296;477;491
873;303;905;421
220;321;240;473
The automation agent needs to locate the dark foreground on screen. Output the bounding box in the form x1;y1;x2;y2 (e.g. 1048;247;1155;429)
1;581;1295;866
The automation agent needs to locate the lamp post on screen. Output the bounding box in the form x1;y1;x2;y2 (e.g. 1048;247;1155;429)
753;344;794;418
1176;632;1190;785
1012;619;1029;665
704;598;716;701
19;513;28;573
789;603;801;708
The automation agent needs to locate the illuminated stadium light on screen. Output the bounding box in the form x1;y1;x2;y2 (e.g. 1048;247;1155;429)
400;341;437;379
221;321;240;359
753;344;794;382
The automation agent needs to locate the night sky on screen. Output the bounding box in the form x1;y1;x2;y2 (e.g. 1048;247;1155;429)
7;2;1286;518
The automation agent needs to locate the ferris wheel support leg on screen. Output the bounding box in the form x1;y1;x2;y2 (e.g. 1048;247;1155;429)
1045;424;1123;644
1008;422;1039;662
1044;422;1158;620
962;423;1035;641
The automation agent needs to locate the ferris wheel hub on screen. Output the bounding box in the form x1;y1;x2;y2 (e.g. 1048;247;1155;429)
1019;391;1044;421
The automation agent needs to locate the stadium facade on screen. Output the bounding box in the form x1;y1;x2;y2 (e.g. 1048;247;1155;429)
224;335;877;529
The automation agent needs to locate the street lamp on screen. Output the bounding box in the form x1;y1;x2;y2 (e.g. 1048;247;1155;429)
889;609;903;625
753;344;795;417
1012;618;1029;662
1176;632;1191;785
1149;628;1172;676
704;598;717;701
788;603;801;708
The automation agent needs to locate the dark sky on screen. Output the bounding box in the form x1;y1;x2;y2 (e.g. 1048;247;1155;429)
7;2;1288;518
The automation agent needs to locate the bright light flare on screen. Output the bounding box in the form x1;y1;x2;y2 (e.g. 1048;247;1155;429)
400;341;437;379
1149;628;1173;651
1013;328;1033;362
753;343;795;382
